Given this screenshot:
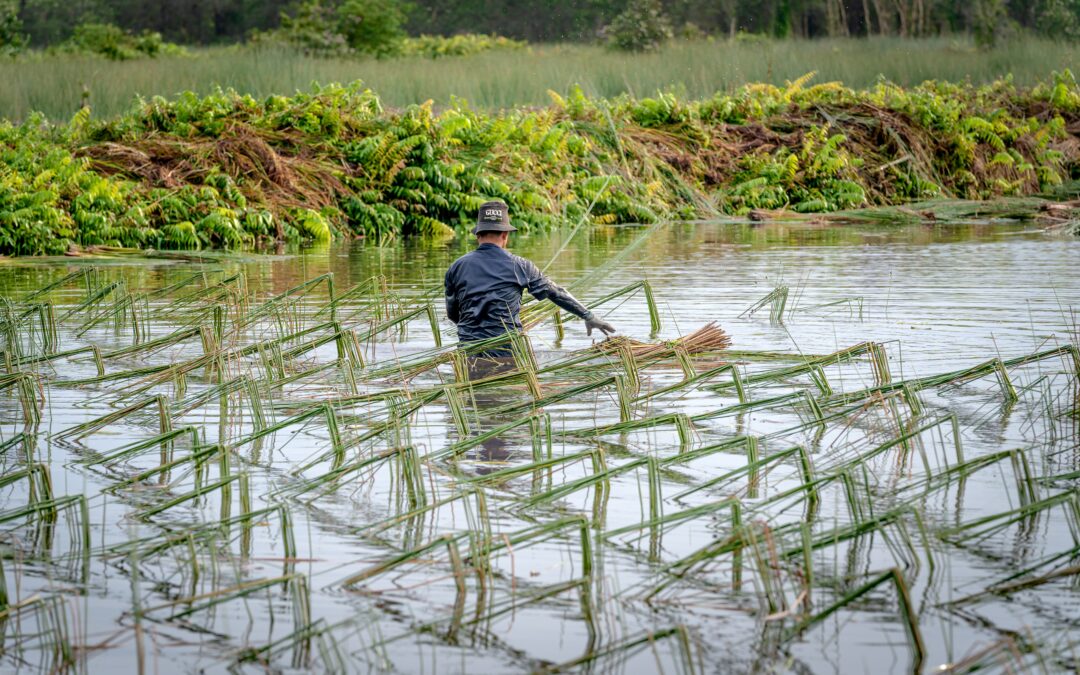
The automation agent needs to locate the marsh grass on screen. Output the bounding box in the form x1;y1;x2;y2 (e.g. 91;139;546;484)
4;37;1080;121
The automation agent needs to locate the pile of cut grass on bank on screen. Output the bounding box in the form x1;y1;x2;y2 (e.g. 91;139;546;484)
2;71;1080;255
0;237;1077;671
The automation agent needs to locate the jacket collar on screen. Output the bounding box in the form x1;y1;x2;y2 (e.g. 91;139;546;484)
476;243;508;253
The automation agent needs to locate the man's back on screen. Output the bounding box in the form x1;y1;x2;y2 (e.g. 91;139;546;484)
445;242;538;341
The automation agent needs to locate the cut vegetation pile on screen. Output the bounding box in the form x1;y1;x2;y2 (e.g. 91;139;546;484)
2;71;1080;254
0;234;1076;670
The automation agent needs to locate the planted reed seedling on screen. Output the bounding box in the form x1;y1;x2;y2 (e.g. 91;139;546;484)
741;286;790;324
52;394;172;440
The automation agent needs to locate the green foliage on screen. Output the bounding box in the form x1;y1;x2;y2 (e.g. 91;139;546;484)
258;0;408;58
773;0;793;38
292;208;333;242
720;126;867;214
398;33;526;58
972;0;1012;48
675;22;706;41
605;0;673;52
256;2;520;60
263;1;349;56
335;0;405;56
0;75;1078;254
9;0;1080;49
53;23;185;60
1038;0;1080;40
404;0;1080;41
0;103;327;254
1041;69;1080;112
0;0;26;54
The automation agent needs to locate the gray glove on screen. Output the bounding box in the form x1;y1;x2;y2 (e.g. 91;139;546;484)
584;315;616;337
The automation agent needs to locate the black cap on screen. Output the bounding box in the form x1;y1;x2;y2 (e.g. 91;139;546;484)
472;200;517;234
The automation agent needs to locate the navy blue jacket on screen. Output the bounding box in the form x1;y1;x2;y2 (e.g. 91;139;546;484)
445;243;593;342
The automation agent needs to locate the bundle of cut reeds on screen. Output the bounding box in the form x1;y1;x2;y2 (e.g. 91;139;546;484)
589;322;732;359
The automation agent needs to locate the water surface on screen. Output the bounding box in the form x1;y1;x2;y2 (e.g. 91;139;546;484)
0;220;1077;673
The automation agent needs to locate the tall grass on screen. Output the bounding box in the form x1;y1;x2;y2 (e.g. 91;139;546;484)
3;37;1079;121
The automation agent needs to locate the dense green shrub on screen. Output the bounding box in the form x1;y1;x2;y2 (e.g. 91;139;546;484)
52;23;186;60
255;0;408;57
263;1;349;56
335;0;405;56
605;0;673;52
0;0;26;55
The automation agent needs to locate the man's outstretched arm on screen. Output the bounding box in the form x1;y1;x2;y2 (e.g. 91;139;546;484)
522;259;615;336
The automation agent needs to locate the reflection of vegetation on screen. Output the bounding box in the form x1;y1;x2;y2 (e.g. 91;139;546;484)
1;72;1078;254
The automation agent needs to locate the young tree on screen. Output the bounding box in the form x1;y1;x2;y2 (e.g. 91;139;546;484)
972;0;1009;46
336;0;406;55
606;0;673;51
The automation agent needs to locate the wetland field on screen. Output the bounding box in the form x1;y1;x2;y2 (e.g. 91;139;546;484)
4;38;1080;121
0;218;1077;673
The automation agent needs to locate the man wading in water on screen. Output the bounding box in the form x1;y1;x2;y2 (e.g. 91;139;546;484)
445;201;616;375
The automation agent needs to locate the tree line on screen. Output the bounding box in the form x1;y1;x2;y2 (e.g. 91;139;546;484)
3;0;1079;48
408;0;1080;42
